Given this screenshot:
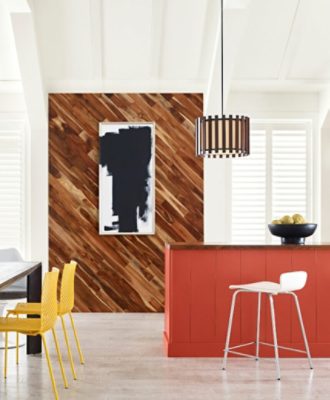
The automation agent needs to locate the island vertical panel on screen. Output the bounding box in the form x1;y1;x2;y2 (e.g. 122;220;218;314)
265;249;293;351
315;249;330;349
216;249;241;344
240;250;267;345
190;250;217;344
170;250;192;344
291;249;317;344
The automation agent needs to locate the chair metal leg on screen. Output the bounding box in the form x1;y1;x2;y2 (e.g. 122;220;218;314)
52;328;69;388
69;312;85;364
16;317;19;365
4;332;8;379
291;292;313;369
42;334;59;400
222;290;240;370
60;315;77;380
256;292;261;360
269;294;281;380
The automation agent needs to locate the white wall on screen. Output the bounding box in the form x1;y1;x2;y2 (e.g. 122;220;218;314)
204;91;320;243
0;92;26;113
8;6;49;271
319;88;330;240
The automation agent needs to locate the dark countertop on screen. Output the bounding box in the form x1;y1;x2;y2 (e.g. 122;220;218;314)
166;242;330;250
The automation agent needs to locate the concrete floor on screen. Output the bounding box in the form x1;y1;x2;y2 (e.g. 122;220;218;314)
0;313;329;399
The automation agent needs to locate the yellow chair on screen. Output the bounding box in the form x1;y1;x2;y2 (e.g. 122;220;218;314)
0;268;67;400
8;261;84;380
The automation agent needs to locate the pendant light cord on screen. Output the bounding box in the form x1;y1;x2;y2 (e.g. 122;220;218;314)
221;0;224;117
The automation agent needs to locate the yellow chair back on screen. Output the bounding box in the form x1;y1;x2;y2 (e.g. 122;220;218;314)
40;268;59;333
58;261;77;315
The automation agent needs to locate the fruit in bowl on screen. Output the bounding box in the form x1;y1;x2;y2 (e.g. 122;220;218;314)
292;213;306;224
268;214;317;244
271;213;306;225
281;215;294;224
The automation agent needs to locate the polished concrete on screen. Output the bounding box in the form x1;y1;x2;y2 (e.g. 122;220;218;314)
0;313;330;399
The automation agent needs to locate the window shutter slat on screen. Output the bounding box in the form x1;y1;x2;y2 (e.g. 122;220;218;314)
0;119;25;251
232;131;266;243
231;122;310;244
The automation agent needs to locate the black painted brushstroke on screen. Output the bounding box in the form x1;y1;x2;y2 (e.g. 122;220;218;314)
100;126;152;233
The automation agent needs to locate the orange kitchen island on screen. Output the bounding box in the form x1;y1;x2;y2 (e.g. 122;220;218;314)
164;242;330;357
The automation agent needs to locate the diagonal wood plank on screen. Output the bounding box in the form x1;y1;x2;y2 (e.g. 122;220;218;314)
49;93;203;311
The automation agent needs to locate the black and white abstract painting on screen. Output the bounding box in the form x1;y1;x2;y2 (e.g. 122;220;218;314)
99;122;155;235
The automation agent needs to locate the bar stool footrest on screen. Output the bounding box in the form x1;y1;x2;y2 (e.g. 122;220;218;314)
259;341;307;354
226;350;257;358
224;340;307;358
226;341;255;351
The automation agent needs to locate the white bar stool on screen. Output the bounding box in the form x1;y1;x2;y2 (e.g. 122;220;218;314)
222;271;313;380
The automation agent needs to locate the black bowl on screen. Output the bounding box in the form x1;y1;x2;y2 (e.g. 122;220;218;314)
268;223;317;245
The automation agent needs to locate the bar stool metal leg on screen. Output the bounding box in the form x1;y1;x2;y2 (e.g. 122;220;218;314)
256;292;261;361
222;290;240;370
269;294;281;380
291;292;313;369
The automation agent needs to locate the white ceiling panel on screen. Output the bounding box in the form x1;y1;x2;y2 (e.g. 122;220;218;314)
103;0;153;80
31;0;95;80
288;0;330;80
233;0;300;80
160;0;208;79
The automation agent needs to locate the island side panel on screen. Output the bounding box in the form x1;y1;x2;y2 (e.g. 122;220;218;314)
170;250;192;344
190;250;217;343
291;249;317;344
216;249;241;344
315;249;330;347
240;249;267;344
265;249;293;345
164;246;171;349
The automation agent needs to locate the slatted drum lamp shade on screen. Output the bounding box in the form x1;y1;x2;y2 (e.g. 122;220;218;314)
195;0;250;159
195;115;250;158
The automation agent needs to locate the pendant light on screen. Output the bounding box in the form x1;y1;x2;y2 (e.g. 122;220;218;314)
195;0;250;158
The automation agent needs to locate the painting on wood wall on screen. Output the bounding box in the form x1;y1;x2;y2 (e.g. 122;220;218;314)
99;122;155;235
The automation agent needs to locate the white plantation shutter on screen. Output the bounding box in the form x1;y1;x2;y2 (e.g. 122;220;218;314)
0;116;26;253
232;131;266;243
231;121;312;244
272;129;307;218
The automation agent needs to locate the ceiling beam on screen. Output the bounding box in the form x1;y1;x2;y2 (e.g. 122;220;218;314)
45;78;206;93
89;0;104;82
277;0;302;81
150;0;166;79
231;78;327;92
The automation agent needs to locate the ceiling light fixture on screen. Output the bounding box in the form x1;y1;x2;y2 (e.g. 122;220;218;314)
195;0;250;158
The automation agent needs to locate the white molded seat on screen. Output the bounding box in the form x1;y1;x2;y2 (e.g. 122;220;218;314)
229;271;307;294
230;281;281;294
222;270;312;380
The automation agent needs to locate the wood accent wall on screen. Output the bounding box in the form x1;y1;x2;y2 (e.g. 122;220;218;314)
49;93;203;312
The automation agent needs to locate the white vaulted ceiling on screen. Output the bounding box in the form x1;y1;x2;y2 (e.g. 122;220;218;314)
2;0;330;93
29;0;214;91
232;0;330;91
